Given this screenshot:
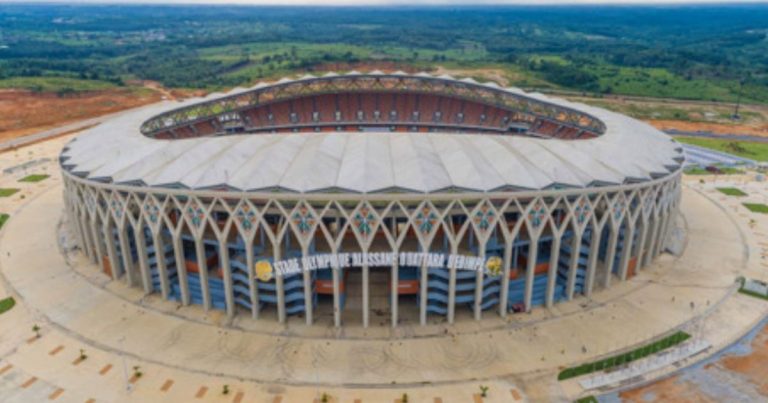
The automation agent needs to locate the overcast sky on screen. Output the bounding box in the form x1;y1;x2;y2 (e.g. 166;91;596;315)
3;0;767;5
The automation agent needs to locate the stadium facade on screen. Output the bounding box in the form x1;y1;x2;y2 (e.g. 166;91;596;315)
59;72;684;327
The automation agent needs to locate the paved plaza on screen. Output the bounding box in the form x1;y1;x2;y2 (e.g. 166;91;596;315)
0;137;767;402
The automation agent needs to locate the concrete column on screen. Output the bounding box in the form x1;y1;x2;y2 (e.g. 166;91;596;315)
635;219;649;270
566;232;582;300
447;244;458;323
523;239;538;312
419;257;428;326
274;245;286;324
152;231;170;299
133;226;152;294
219;238;235;318
302;245;313;325
602;227;620;288
89;218;105;268
654;211;671;259
333;257;341;327
79;213;95;262
545;233;562;307
245;241;259;319
473;246;486;320
618;223;636;281
644;217;659;267
194;239;211;310
390;251;399;327
499;239;513;317
104;222;121;281
584;228;601;297
116;226;135;286
362;262;369;328
171;233;190;305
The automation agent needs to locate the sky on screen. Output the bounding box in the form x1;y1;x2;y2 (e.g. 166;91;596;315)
3;0;767;5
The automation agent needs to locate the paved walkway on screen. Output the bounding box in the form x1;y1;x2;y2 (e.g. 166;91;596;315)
0;139;767;402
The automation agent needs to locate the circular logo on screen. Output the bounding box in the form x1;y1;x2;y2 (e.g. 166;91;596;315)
485;256;503;277
255;260;274;282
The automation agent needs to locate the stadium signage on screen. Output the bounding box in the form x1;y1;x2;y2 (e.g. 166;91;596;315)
256;252;503;282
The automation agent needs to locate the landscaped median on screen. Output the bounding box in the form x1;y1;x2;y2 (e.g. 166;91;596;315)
0;213;8;230
557;331;691;381
0;297;15;314
717;187;747;197
0;188;20;197
743;203;768;214
18;174;49;183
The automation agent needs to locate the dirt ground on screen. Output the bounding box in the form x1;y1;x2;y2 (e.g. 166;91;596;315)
619;322;768;402
0;88;161;141
648;119;768;137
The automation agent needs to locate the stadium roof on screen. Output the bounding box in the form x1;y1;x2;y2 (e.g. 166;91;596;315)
60;73;684;194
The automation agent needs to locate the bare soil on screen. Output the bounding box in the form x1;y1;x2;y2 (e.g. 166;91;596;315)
0;88;161;142
648;119;768;137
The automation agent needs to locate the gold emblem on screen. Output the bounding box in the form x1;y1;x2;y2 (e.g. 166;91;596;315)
255;260;274;282
486;256;503;277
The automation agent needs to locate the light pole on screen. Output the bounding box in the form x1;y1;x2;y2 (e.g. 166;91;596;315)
118;336;132;393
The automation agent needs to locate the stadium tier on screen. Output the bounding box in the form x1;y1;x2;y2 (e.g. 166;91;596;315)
59;72;684;328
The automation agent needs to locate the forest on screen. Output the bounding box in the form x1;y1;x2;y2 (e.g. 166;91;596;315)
0;4;766;103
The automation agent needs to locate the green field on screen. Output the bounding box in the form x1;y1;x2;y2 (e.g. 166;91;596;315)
0;214;8;230
743;203;768;214
684;166;744;175
0;77;117;93
557;331;691;381
675;137;768;162
0;188;20;197
717;187;748;196
19;174;50;183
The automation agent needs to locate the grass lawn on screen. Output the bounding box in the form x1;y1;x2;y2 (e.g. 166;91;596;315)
557;331;691;381
18;174;49;183
0;297;15;314
743;203;768;214
717;187;748;197
576;397;598;403
0;214;8;230
0;76;116;93
675;136;768;162
0;188;20;197
685;166;744;175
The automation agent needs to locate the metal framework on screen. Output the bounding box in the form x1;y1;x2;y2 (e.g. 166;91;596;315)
140;72;606;138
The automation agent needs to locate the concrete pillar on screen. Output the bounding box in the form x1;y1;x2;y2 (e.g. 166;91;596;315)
274;245;286;324
333;256;342;327
448;244;458;323
104;222;121;281
219;238;235;318
116;226;135;286
133;226;152;294
584;228;601;297
194;239;211;310
474;246;486;320
302;245;313;325
618;223;636;281
523;239;538;312
602;226;620;288
635;219;649;270
152;231;170;299
499;240;513;317
89;218;105;268
566;231;582;300
245;240;259;319
545;233;562;307
644;217;659;267
390;251;399;327
419;257;428;326
362;262;369;328
171;233;190;305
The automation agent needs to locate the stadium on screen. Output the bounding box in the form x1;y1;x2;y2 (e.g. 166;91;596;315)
58;72;684;328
